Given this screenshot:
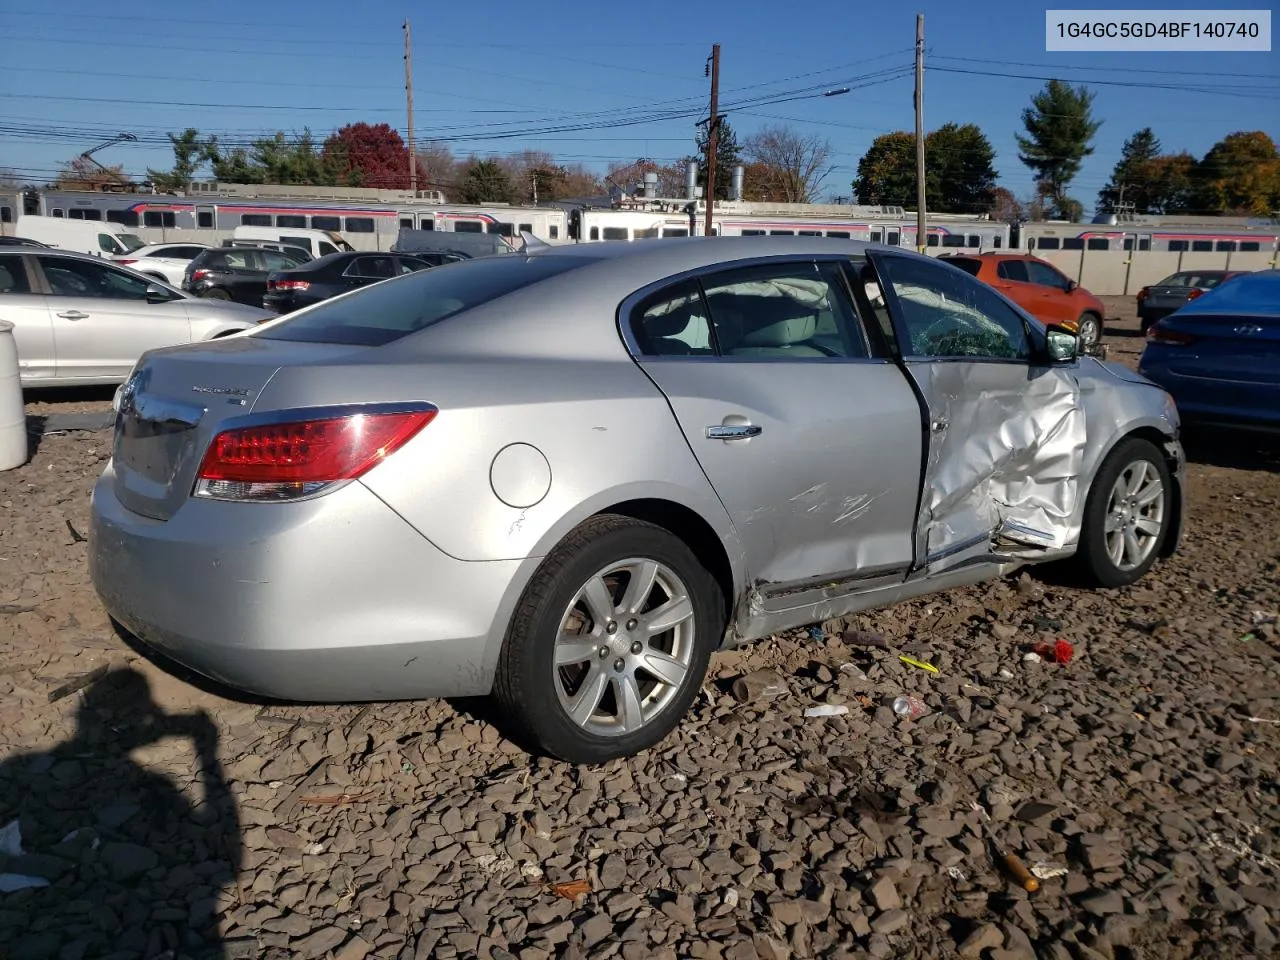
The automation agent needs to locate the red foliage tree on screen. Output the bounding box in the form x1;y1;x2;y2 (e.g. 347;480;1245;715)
321;123;411;189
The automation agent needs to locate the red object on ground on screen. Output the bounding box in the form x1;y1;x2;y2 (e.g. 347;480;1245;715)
1031;640;1074;664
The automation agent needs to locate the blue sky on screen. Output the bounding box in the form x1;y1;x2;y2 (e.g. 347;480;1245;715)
0;0;1275;208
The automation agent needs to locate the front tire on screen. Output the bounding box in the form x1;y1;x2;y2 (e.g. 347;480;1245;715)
1077;312;1102;349
201;288;232;300
1076;437;1172;587
493;515;723;764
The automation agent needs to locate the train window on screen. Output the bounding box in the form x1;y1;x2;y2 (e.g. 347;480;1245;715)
69;208;102;221
589;227;599;240
490;222;514;237
241;214;271;226
143;211;175;228
107;210;140;227
518;223;532;234
992;236;1002;248
770;230;795;236
311;216;341;231
51;209;64;218
455;221;484;233
967;235;980;248
0;206;10;223
741;229;765;236
1168;240;1188;252
828;231;851;239
1122;238;1134;251
1086;238;1109;250
419;219;434;231
926;235;939;247
399;218;414;229
1216;241;1236;252
68;209;83;219
602;227;628;240
197;211;214;228
941;235;966;248
1240;241;1261;252
870;230;883;242
1036;237;1060;250
1138;238;1151;251
1191;240;1212;252
344;217;375;233
549;225;559;239
1062;238;1084;250
886;231;899;245
663;228;688;237
276;215;307;228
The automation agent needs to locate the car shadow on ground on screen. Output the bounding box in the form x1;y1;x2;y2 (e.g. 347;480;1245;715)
0;667;242;958
1182;429;1280;474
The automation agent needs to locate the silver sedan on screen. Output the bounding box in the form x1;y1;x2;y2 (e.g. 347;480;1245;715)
89;237;1185;763
0;249;269;387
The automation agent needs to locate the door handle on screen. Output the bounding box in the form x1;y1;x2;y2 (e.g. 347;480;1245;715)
706;424;762;440
931;418;949;433
57;311;89;320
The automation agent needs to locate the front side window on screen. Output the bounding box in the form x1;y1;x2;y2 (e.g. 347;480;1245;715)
875;254;1031;361
702;260;870;359
1026;261;1070;292
39;256;150;300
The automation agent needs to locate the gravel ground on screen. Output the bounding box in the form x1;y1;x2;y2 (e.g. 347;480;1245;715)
1;300;1277;960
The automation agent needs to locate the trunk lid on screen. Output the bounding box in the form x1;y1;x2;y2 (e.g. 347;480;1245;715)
111;336;368;520
1144;285;1195;311
1159;313;1280;386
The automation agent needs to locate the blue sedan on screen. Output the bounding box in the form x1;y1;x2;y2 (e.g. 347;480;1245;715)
1139;270;1280;433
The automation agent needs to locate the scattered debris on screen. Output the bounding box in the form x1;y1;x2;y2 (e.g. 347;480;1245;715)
730;669;787;704
804;704;850;718
1023;652;1043;663
46;664;109;703
1031;861;1069;880
892;695;929;720
1251;611;1277;626
838;662;869;681
842;629;889;649
946;866;968;881
64;518;86;544
899;655;939;674
551;879;591;901
1030;639;1074;664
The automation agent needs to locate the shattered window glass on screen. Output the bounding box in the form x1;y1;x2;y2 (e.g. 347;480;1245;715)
876;255;1031;361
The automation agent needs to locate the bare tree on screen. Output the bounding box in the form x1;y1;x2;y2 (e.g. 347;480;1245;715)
743;125;834;203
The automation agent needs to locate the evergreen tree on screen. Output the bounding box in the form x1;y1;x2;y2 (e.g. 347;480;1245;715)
1015;80;1102;219
1097;128;1161;213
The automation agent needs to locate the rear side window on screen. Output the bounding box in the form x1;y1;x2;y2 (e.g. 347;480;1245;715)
944;258;982;277
257;255;588;346
631;281;714;357
996;260;1030;282
0;258;31;294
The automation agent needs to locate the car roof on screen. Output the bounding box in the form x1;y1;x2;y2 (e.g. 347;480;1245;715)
1172;269;1280;318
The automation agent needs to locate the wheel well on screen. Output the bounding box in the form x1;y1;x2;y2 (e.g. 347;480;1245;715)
596;499;734;622
1123;426;1183;558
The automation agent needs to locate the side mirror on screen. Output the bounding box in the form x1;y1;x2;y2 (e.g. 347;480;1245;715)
1045;325;1079;363
1067;279;1079;292
145;283;172;304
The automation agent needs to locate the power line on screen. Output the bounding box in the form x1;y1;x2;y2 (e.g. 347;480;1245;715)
931;54;1280;82
931;66;1280;100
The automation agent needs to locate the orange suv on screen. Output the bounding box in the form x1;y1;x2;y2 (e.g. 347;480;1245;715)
939;252;1106;348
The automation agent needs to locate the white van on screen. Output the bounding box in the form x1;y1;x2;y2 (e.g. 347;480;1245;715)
15;216;146;257
231;225;354;259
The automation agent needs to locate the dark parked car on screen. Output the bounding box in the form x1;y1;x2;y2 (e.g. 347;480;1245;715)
1137;270;1249;332
1139;270;1280;433
183;246;309;306
263;251;462;313
0;236;49;248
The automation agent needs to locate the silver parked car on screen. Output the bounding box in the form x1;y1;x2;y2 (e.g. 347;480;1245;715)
0;249;269;386
90;238;1185;763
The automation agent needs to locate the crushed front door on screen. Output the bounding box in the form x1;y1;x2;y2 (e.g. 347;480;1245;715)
868;251;1086;573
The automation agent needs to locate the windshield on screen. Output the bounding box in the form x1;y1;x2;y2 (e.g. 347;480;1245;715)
1159;272;1225;289
118;233;146;253
255;254;588;346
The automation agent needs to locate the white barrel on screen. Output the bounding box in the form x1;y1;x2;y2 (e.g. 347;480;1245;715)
0;321;28;471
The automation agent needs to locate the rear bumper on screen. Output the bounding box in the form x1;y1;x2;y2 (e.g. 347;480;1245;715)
90;467;528;701
261;293;300;313
1139;364;1280;431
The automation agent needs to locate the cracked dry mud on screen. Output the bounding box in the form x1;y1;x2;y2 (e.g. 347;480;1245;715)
1;299;1277;960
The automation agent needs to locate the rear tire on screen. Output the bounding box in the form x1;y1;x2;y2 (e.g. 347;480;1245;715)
201;288;232;300
492;515;723;764
1076;437;1172;588
1077;312;1102;349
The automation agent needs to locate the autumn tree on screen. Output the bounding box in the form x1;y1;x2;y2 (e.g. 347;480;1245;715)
414;143;457;195
458;159;516;204
321;123;410;189
987;186;1026;222
1097;128;1161;213
1193;131;1280;215
741;161;789;201
852;132;916;206
605;159;685;198
54;156;130;191
1015;79;1101;220
694;118;743;200
742;125;833;203
1145;153;1197;213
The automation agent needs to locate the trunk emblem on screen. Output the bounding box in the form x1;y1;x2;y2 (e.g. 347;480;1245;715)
192;386;253;397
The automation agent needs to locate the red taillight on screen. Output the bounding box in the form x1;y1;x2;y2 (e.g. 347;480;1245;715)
1145;323;1196;346
191;269;210;282
1186;287;1205;301
270;279;310;291
117;259;137;265
195;409;436;500
1136;287;1148;302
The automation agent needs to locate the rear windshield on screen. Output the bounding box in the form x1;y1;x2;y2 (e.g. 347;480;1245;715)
943;257;982;277
1159;272;1225;288
255;255;588;346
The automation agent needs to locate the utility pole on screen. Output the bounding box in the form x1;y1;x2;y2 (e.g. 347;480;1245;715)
914;14;926;253
704;44;720;239
404;19;417;195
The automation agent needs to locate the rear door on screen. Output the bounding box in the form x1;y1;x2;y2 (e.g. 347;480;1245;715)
343;255;398;289
0;254;56;381
627;256;924;602
1158;311;1280;404
35;254;194;381
868;251;1085;573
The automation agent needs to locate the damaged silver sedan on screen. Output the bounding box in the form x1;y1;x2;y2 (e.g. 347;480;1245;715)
89;237;1185;763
